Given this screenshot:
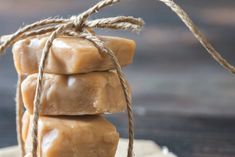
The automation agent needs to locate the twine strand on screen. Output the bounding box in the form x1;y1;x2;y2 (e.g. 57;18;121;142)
16;74;25;157
81;32;134;156
31;24;69;157
71;0;119;31
0;18;65;54
0;16;143;48
159;0;235;74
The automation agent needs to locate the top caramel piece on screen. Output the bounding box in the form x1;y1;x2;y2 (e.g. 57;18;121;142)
12;35;136;75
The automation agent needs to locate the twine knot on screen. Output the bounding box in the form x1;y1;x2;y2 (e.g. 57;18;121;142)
70;15;86;32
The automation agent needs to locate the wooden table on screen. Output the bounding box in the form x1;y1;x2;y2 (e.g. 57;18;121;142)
0;139;176;157
109;113;235;157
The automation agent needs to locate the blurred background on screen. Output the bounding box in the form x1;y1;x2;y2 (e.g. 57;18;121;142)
0;0;235;157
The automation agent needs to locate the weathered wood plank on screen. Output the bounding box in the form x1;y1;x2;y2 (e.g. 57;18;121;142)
108;113;235;157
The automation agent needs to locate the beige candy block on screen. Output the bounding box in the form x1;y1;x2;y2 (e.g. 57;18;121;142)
22;112;119;157
22;71;130;115
12;35;136;75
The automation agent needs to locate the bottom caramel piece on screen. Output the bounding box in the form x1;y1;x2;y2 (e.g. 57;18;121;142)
22;112;119;157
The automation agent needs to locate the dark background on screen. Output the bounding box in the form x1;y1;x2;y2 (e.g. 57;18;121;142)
1;0;235;157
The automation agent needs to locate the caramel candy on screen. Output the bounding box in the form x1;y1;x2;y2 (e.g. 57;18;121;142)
22;112;119;157
21;71;130;115
13;35;136;75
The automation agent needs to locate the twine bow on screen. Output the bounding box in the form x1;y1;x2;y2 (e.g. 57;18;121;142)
0;0;144;157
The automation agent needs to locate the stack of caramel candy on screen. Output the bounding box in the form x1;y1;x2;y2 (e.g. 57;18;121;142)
12;34;135;157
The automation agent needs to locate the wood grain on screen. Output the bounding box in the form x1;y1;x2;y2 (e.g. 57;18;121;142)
108;113;235;157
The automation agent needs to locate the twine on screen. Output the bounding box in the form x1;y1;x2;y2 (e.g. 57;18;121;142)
0;0;144;157
16;74;25;157
158;0;235;74
0;0;235;157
